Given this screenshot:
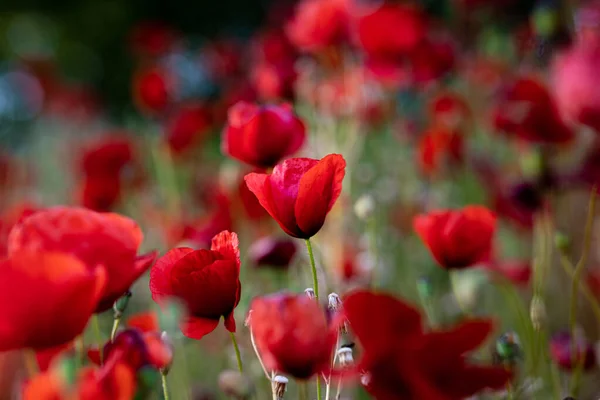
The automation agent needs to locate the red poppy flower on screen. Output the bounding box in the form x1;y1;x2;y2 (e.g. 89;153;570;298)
23;369;66;400
249;236;297;270
80;136;135;177
343;290;511;399
130;21;178;57
410;38;455;84
413;206;496;269
550;332;596;371
484;259;531;287
417;127;463;176
493;77;574;144
244;154;346;238
0;202;37;257
286;0;351;53
238;176;268;221
77;358;137;400
8;207;157;312
222;102;306;168
133;67;172;114
552;39;600;132
249;292;337;379
0;251;106;351
149;230;241;340
356;3;426;63
165;104;212;155
251;61;297;101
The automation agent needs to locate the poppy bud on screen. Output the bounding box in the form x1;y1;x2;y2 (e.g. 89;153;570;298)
113;290;132;319
554;232;571;254
304;288;316;299
354;194;375;221
218;370;254;399
272;375;288;400
337;347;354;368
530;296;547;331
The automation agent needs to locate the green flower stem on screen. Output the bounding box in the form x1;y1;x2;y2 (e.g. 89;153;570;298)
110;317;121;342
305;239;319;301
161;372;170;400
92;315;104;365
230;331;243;373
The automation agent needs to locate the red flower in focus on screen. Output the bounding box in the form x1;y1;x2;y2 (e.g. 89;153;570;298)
165;104;212;155
413;206;496;269
550;332;596;371
133;67;172;114
553;39;600;132
0;252;106;351
286;0;351;53
356;3;426;66
245;154;346;238
417;127;463;176
223;102;306;168
130;21;178;57
343;290;511;399
249;236;297;269
149;231;241;340
493;77;574;144
249;292;337;379
8;207;157;312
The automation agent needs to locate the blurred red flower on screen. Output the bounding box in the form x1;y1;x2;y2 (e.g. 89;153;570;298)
343;290;511;399
245;154;346;238
222;102;306;168
356;3;426;65
417;127;463;176
251;61;297;101
413;206;496;269
484;259;531;287
0;251;106;351
410;38;455;84
493;77;574;144
248;236;297;270
165;104;212;155
553;39;600;132
133;67;172;115
8;207;157;312
550;332;596;371
149;231;241;340
429;92;470;131
286;0;351;53
249;292;337;379
130;21;178;57
0;202;37;257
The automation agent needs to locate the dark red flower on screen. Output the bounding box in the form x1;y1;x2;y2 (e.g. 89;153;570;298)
165;104;212;155
222;102;306;168
249;236;297;269
286;0;351;53
249;292;337;379
493;77;574;144
552;39;600;132
8;207;157;312
245;154;346;238
410;38;455;84
493;181;544;229
356;3;426;65
251;61;297;101
343;290;511;399
77;358;137;400
238;177;268;221
0;251;106;351
429;92;470;131
133;67;172;114
484;259;532;287
130;21;178;57
149;231;241;340
413;206;496;269
416;127;463;176
550;332;596;371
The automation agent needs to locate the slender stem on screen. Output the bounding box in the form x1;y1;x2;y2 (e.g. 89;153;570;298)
230;332;243;373
324;377;331;400
305;239;319;301
558;252;600;327
569;187;596;395
316;375;322;400
110;317;121;342
334;378;342;400
92;314;104;365
250;328;272;380
161;372;170;400
298;382;308;400
24;349;38;377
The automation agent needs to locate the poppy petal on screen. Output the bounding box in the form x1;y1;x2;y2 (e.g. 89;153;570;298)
180;316;220;340
149;247;194;303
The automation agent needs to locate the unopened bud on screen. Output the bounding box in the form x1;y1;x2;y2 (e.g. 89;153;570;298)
337;347;354;368
554;232;571;254
159;331;174;375
218;370;254;399
530;296;547;331
354;194;375;221
328;293;348;334
273;375;288;400
304;288;315;299
113;290;132;319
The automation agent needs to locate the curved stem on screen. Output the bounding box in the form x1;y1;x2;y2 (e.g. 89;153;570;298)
305;239;319;301
161;372;170;400
110;317;121;342
92;315;104;365
569;187;596;396
316;376;322;400
230;332;243;373
250;329;271;379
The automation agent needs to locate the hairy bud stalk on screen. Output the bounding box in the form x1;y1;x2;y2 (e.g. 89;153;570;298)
272;375;288;400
